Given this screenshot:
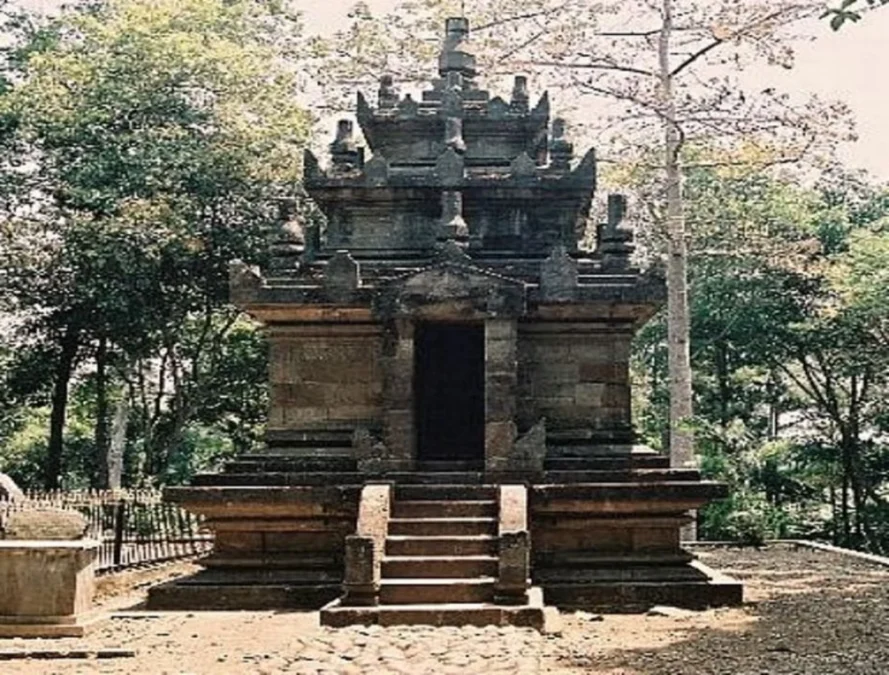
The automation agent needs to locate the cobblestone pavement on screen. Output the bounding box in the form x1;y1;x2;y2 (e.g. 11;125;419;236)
1;544;889;674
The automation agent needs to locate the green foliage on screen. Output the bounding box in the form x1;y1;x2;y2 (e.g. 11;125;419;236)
0;0;309;488
822;0;889;29
631;160;889;551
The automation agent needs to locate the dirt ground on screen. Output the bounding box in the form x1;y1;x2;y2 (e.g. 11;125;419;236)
1;543;888;674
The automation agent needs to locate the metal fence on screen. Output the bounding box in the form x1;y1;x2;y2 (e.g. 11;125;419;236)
0;489;213;572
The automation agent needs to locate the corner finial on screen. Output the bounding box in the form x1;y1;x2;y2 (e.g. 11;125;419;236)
440;17;476;79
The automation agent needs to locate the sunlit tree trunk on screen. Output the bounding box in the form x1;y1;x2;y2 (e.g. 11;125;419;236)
659;0;695;472
94;335;110;488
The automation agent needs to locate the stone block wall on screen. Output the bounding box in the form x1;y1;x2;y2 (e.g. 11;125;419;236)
324;201;439;252
517;322;632;434
267;325;384;434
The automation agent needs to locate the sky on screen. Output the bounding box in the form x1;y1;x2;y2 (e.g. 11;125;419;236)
296;0;889;181
17;0;889;180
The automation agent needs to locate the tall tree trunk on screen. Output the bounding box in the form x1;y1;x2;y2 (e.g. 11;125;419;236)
659;0;695;470
107;394;129;490
829;483;837;545
94;336;110;488
45;328;79;490
767;370;779;440
840;452;851;546
715;341;730;428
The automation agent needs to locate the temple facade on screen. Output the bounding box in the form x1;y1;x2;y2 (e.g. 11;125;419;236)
149;18;742;625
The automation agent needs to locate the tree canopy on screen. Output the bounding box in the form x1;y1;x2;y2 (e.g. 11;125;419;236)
0;0;310;488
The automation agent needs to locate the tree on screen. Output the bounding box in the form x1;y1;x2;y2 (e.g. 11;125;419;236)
0;0;311;488
632;161;889;550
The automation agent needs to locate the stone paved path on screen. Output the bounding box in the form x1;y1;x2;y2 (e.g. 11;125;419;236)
2;544;889;674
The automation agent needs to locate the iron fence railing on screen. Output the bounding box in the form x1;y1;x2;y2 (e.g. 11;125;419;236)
0;489;212;572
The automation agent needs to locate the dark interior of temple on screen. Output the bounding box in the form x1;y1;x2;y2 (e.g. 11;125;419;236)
414;322;485;461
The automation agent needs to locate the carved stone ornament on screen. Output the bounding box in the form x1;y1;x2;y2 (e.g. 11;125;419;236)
435;147;465;188
324;250;360;302
364;153;390;186
540;243;578;302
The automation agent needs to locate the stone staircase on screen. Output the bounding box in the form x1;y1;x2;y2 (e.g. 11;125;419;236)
382;483;499;606
321;476;545;628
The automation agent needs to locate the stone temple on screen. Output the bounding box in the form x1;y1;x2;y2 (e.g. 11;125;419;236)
149;18;742;625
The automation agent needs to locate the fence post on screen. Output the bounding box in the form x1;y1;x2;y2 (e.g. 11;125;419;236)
113;499;126;568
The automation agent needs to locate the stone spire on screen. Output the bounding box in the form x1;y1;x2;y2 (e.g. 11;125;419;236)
436;17;470;246
598;194;635;268
439;17;477;81
550;118;574;170
329;119;362;173
378;74;398;109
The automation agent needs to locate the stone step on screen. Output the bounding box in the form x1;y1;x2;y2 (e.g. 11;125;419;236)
224;456;357;473
386;535;498;557
149;580;341;611
321;588;546;628
388;517;497;537
534;551;695;567
392;500;497;519
192;472;365;487
534;564;707;583
415;461;485;472
386;472;486;484
203;553;343;570
174;567;343;584
382;556;499;579
542;469;701;483
396;484;498;501
379;578;496;604
544;456;670;471
252;446;354;458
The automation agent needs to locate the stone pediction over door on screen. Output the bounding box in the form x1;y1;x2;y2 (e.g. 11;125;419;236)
148;18;742;621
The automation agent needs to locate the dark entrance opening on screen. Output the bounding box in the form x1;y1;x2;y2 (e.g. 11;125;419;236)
415;323;485;461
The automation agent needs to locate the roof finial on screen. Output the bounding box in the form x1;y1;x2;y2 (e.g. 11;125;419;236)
440;17;476;79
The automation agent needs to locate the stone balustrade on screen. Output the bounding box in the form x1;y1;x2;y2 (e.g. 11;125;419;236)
343;483;392;606
496;484;530;605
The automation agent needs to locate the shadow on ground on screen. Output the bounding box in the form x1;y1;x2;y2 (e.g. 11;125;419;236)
553;544;889;675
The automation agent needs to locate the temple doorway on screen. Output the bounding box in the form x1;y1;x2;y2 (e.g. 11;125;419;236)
414;323;485;462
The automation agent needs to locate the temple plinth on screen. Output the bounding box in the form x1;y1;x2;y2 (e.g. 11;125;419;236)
148;18;742;622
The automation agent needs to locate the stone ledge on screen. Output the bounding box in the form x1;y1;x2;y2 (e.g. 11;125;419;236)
147;579;341;611
0;541;101;550
0;613;104;639
541;560;742;612
320;586;546;628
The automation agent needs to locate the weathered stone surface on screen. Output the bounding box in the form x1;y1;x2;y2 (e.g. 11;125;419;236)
1;509;87;541
364;153;390;186
539;245;578;302
0;539;100;637
354;428;389;475
344;483;391;606
485;421;517;471
324;250;361;302
514;419;547;473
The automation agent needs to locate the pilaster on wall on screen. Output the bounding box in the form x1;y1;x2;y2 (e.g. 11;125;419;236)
485;318;518;472
382;319;416;470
